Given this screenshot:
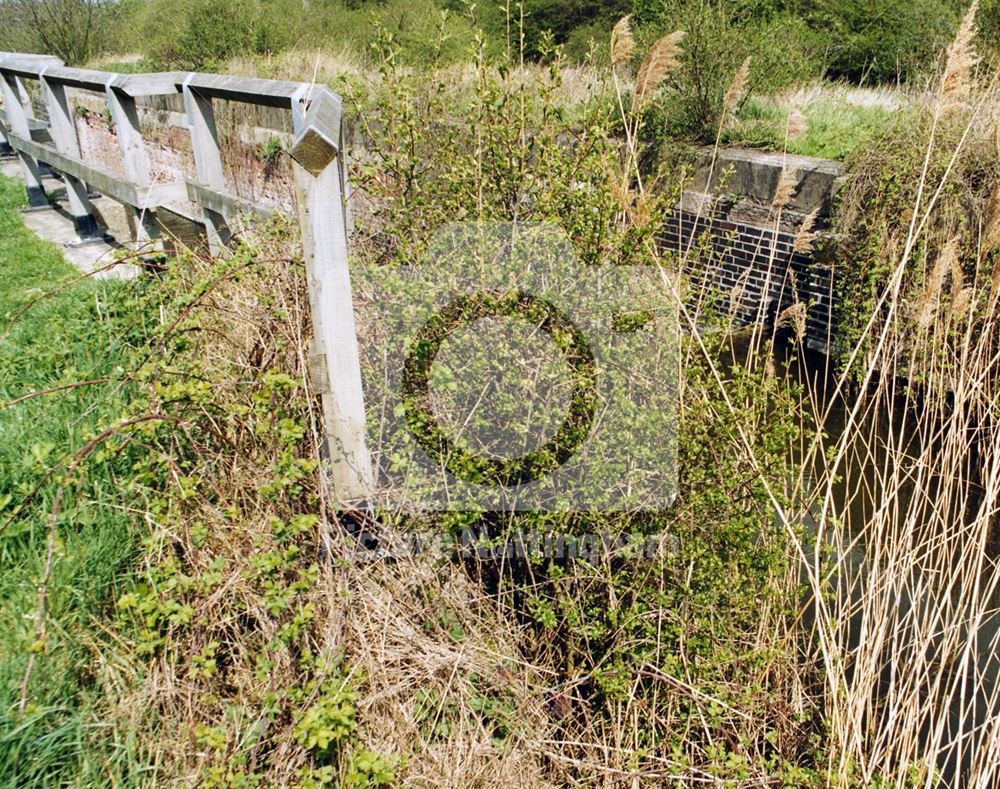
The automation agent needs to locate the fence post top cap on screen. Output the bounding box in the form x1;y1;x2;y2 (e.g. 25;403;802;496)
289;89;343;176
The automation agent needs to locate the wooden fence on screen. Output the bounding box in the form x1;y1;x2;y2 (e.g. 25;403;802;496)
0;52;373;505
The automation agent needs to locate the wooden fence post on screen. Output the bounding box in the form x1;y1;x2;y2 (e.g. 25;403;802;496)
2;57;374;504
0;110;13;157
104;81;160;244
0;71;49;208
183;79;231;253
39;71;103;242
288;89;374;505
15;75;57;179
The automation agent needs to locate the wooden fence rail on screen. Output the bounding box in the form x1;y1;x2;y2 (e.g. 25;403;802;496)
0;52;373;505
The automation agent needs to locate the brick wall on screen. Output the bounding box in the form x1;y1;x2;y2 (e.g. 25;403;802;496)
667;149;843;354
663;206;836;353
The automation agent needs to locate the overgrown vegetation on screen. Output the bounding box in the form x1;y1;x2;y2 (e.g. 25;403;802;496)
1;0;990;82
4;0;1000;785
722;90;895;160
833;12;1000;375
0;31;823;787
632;0;818;140
789;6;1000;781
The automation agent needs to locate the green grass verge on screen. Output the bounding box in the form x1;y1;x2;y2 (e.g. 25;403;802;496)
724;97;894;161
0;174;151;786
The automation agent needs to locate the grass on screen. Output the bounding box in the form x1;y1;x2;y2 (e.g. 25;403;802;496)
213;48;898;162
723;91;897;161
0;174;149;786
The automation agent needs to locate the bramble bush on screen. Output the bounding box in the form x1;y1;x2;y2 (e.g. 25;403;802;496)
346;37;822;781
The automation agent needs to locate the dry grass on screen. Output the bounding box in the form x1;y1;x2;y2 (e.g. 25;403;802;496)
663;6;1000;783
224;48;612;118
336;555;559;787
227;48;370;88
779;8;1000;783
630;31;685;113
610;15;634;68
771;81;911;113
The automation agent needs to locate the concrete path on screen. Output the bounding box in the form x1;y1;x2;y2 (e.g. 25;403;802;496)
1;158;137;278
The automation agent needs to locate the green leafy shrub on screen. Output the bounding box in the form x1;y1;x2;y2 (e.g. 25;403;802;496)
633;1;821;141
805;0;960;82
129;0;300;69
977;0;1000;63
0;0;122;64
834;100;1000;379
347;44;820;782
309;0;480;66
520;0;632;58
144;0;483;68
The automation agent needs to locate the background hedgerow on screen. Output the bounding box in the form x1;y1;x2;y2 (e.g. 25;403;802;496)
0;0;982;86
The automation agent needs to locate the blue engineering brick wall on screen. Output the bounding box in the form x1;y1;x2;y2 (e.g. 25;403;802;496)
663;207;836;354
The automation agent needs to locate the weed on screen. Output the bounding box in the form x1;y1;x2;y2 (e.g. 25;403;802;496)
255;136;284;168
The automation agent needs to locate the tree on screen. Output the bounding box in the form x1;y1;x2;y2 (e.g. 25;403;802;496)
0;0;120;65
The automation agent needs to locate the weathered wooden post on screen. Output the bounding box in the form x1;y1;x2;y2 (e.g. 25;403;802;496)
38;69;103;243
182;77;231;253
104;78;160;244
0;123;11;157
0;105;13;158
0;71;49;208
288;88;374;504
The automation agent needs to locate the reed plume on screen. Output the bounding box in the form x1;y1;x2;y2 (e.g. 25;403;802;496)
948;285;974;322
610;16;635;67
941;0;980;101
950;238;966;303
631;31;685;113
787;107;807;137
772;167;797;211
915;235;960;328
776;302;807;340
793;207;819;254
722;56;751;120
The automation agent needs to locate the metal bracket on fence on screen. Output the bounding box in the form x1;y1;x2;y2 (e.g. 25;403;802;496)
290;82;310;134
